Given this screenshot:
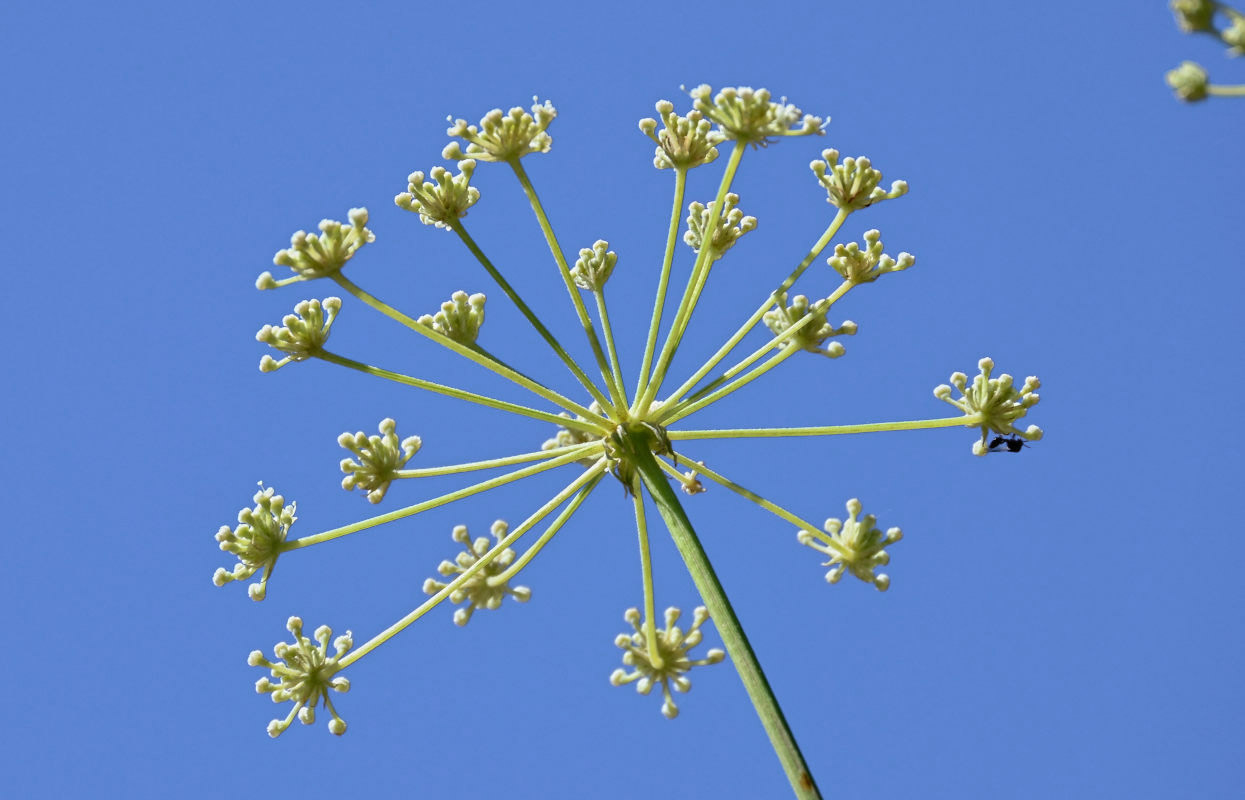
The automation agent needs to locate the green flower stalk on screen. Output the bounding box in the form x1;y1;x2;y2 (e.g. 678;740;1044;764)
1167;1;1245;100
214;85;1044;799
214;484;293;601
257;209;372;289
255;297;341;371
339;418;422;504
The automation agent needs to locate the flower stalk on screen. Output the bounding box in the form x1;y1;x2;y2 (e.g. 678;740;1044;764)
1167;1;1245;100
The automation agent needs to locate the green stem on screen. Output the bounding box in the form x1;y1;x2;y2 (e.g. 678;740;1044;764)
508;159;623;413
659;344;802;427
329;272;605;425
674;278;855;411
594;288;630;412
633;166;688;410
490;472;604;584
629;478;663;666
637;144;746;414
617;429;821;800
1208;83;1245;96
340;460;608;667
465;341;535;383
317;351;605;437
395;443;596;479
285;444;602;550
658;453;845;558
667;414;981;440
659;210;849;410
453;223;617;416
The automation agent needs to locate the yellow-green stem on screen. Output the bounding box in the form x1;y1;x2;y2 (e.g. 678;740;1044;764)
453;224;617;416
317;351;604;436
508;159;622;411
660;209;849;410
396;443;598;479
593;289;629;413
637;144;746;414
661;280;852;418
340;461;608;667
658;453;844;557
667;414;981;440
633;167;688;410
285;444;601;550
630;479;663;668
329;273;603;424
490;472;604;584
659;344;801;426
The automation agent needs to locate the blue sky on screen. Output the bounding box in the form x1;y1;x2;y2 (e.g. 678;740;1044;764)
4;1;1242;797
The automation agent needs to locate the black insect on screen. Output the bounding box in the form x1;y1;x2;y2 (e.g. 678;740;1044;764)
987;434;1028;453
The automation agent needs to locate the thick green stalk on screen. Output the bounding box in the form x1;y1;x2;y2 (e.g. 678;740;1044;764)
619;430;821;800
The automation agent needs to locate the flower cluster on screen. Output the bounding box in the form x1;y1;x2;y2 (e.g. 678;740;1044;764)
639;100;725;170
812;149;908;211
610;606;726;718
417;291;487;345
422;521;532;626
690;85;823;144
257;209;373;289
570;241;618;291
763;293;857;358
394;161;480;230
443;98;557;163
828;229;915;285
935;357;1043;455
213;484;293;601
255;297;341;372
249;616;353;737
798;499;903;592
1167;0;1245;100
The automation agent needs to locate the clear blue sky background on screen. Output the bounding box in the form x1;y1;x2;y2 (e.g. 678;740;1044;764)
4;2;1241;797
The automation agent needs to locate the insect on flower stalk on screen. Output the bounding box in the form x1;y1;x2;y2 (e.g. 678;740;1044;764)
213;85;1044;800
